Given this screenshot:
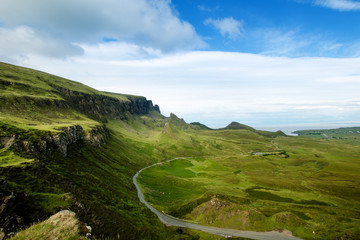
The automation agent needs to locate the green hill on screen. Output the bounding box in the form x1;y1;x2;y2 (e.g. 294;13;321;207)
190;122;212;130
222;122;286;138
222;121;256;131
10;210;88;240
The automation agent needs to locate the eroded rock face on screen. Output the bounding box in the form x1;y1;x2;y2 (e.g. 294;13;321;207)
7;125;108;158
51;85;161;122
0;137;15;149
84;125;110;147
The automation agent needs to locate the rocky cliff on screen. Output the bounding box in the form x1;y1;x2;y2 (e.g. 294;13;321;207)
1;124;109;158
0;77;160;124
51;85;160;122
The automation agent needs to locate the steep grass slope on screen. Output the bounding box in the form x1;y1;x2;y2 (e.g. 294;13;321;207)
0;62;159;131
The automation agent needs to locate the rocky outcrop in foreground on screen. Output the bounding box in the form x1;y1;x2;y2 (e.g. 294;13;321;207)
4;210;91;240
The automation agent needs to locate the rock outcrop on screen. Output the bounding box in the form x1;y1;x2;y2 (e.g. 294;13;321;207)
6;125;109;158
0;78;160;124
3;210;92;240
84;125;110;147
51;84;160;122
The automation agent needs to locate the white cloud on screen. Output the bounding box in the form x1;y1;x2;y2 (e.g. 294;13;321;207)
353;43;360;57
0;0;205;61
75;42;163;61
0;26;83;62
204;17;244;40
18;51;360;128
316;74;360;83
319;42;343;53
314;0;360;11
256;29;312;56
251;28;348;57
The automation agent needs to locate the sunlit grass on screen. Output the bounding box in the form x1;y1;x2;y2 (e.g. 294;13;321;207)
0;149;34;167
11;210;86;240
138;133;360;240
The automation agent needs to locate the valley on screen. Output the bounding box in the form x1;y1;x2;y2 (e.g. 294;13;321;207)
136;131;360;240
134;158;302;240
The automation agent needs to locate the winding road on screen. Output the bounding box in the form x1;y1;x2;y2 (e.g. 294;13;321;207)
133;158;303;240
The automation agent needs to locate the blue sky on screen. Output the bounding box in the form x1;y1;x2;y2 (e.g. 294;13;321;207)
1;0;360;131
171;0;360;57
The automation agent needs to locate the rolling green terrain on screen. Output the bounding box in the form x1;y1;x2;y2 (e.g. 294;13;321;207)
138;134;360;239
0;62;359;240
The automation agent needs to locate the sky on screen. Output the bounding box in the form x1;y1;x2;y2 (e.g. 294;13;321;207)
1;0;360;131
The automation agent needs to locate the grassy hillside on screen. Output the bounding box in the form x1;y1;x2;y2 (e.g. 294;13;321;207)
0;62;194;239
0;62;160;131
0;62;99;130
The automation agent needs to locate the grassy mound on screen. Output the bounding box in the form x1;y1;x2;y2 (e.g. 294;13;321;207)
11;210;87;240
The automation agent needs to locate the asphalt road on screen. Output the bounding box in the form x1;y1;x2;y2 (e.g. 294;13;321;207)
133;158;303;240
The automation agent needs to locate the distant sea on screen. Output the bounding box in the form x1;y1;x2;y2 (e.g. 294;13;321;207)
257;124;360;136
204;121;360;136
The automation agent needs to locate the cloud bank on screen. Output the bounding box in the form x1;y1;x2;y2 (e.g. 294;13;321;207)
0;0;205;62
0;26;83;62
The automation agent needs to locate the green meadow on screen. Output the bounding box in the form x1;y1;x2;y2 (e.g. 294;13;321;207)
138;131;360;240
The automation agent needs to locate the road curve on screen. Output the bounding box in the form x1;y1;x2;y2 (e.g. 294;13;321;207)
133;158;303;240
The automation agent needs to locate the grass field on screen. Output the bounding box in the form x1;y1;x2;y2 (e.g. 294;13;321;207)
138;131;360;240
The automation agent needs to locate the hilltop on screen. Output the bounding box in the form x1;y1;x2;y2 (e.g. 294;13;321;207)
222;121;256;131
